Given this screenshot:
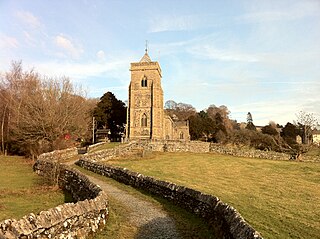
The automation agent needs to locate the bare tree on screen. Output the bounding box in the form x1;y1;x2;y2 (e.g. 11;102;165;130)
165;101;196;121
164;100;177;110
1;61;94;158
295;111;318;144
207;104;234;132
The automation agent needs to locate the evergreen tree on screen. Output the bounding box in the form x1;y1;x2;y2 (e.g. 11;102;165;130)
92;92;126;139
246;112;256;131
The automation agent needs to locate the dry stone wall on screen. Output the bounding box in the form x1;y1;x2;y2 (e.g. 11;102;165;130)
209;144;289;160
38;147;78;162
84;141;292;162
87;141;320;162
76;159;263;239
80;142;149;161
0;154;109;239
87;142;107;152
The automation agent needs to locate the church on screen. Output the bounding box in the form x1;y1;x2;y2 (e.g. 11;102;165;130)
126;49;190;141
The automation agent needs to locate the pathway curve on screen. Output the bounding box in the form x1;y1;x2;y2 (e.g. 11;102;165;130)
67;159;180;239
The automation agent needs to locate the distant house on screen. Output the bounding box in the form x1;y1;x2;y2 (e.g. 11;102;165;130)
296;135;302;144
312;129;320;146
95;129;111;142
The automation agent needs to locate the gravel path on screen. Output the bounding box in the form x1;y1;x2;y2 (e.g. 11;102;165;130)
85;174;181;239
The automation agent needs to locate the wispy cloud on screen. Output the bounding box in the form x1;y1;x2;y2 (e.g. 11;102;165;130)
188;44;259;63
148;14;219;33
96;50;106;61
238;0;319;24
54;34;84;59
0;34;19;49
29;60;126;80
149;14;197;32
15;10;42;29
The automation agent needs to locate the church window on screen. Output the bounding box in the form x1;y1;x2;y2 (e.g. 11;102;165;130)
141;113;147;127
141;76;147;87
179;132;184;139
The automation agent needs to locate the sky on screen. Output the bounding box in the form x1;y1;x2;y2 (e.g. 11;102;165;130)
0;0;319;126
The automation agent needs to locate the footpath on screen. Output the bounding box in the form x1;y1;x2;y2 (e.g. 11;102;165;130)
85;174;180;239
66;158;181;239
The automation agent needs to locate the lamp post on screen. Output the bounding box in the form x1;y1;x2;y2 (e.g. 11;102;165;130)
108;129;111;142
92;117;95;144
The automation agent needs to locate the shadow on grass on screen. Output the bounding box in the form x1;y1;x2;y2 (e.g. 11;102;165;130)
134;217;179;239
134;189;217;239
75;165;217;239
33;177;74;203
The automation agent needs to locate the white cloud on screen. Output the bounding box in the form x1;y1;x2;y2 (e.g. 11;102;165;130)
54;34;83;59
26;58;131;99
149;15;195;33
25;53;132;82
23;31;37;46
15;10;42;29
230;100;300;126
0;35;19;49
148;14;217;33
96;50;106;61
238;0;319;24
188;44;259;63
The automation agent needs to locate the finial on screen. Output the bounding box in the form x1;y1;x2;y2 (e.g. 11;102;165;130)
145;40;148;53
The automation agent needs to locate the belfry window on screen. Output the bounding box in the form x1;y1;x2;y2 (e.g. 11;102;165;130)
179;132;184;139
141;76;147;87
141;113;147;127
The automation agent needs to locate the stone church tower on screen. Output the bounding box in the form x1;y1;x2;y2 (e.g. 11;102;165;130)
127;50;164;140
126;49;190;141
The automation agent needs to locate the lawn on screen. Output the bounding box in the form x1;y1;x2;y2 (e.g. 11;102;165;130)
0;156;68;221
107;152;320;239
89;142;122;153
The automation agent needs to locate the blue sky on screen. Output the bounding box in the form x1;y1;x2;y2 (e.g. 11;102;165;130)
1;0;319;125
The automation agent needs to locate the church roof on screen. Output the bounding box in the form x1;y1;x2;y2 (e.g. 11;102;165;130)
140;52;152;63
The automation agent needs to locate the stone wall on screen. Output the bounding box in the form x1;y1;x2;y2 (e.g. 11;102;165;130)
76;159;263;239
80;142;150;162
87;142;107;152
209;144;289;161
38;147;78;162
0;158;108;238
83;141;293;162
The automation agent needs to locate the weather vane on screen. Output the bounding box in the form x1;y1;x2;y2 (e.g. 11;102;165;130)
145;40;148;53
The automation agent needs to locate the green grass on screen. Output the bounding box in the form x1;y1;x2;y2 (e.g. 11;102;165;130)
89;142;122;153
0;156;68;221
107;152;320;239
74;166;214;239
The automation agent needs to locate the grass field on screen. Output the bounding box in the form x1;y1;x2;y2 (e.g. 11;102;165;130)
0;156;68;221
107;152;320;239
89;142;122;153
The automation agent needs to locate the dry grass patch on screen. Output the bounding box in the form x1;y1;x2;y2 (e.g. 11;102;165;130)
108;152;320;239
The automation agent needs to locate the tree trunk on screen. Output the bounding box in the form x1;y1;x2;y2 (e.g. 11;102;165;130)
1;103;8;154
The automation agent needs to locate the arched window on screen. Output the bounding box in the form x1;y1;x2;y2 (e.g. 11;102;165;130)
141;113;147;127
141;76;147;87
179;132;184;139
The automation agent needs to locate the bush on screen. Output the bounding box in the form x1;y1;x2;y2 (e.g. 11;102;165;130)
227;129;283;152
